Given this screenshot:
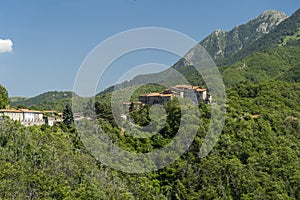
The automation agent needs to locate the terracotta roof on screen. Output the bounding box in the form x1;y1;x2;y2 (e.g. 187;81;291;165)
140;85;205;98
0;109;22;113
43;110;57;113
173;84;193;89
160;94;174;97
142;92;161;97
0;109;42;113
20;109;42;113
140;92;174;97
196;88;207;92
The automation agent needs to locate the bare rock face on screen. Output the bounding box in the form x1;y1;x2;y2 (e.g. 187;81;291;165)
255;10;287;33
200;10;288;59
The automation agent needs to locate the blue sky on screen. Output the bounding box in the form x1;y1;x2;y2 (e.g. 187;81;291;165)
0;0;298;97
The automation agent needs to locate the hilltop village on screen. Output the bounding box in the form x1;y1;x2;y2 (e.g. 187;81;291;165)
123;84;211;111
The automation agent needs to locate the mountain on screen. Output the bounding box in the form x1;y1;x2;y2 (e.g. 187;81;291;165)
200;10;287;59
170;9;300;87
97;9;298;96
10;91;75;110
217;8;300;66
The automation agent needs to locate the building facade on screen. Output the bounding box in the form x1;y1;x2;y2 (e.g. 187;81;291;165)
0;109;44;126
139;85;212;106
139;93;174;106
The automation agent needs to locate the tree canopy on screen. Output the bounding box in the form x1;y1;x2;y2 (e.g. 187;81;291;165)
0;84;9;109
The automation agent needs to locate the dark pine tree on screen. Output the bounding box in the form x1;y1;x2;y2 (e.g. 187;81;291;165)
63;103;74;127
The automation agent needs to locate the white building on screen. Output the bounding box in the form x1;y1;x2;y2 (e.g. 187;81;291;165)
0;109;44;126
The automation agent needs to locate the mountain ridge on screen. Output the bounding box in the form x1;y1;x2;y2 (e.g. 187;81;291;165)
200;10;287;59
216;8;300;66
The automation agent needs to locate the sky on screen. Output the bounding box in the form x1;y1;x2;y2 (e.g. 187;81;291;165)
0;0;299;97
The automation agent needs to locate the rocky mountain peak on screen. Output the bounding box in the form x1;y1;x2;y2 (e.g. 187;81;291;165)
200;10;288;59
258;10;287;21
254;10;288;34
213;29;226;35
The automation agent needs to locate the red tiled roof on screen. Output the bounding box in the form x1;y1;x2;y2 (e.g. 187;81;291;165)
140;92;174;97
0;109;22;113
43;110;57;113
160;94;174;97
173;84;193;89
20;109;42;113
196;88;207;92
0;109;42;113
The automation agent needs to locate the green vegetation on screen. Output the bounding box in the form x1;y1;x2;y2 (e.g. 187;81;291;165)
280;27;300;46
63;103;74;127
11;91;75;111
0;120;132;199
0;84;9;109
221;46;300;86
1;80;299;199
0;8;300;200
170;45;300;88
9;96;29;103
30;98;72;112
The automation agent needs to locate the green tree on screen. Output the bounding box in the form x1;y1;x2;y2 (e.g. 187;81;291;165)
0;84;9;109
63;103;74;127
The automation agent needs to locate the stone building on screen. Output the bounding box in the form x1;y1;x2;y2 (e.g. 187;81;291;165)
43;110;63;126
139;92;174;106
171;85;211;103
122;102;144;112
139;85;212;106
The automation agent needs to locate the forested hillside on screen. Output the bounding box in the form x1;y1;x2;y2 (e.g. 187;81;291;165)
220;46;300;86
1;79;299;199
0;8;300;200
10;91;74;107
10;91;75;112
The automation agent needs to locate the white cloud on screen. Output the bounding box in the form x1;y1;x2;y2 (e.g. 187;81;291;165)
0;38;13;53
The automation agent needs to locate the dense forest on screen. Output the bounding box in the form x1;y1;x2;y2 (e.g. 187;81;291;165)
1;8;300;200
0;78;299;199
